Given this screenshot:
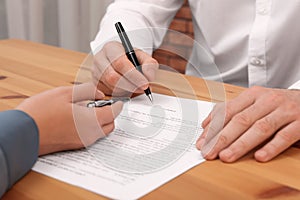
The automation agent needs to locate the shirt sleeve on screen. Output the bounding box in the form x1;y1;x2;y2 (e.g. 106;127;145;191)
0;110;39;198
288;80;300;89
90;0;184;55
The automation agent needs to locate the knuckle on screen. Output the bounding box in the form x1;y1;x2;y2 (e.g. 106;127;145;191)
246;86;264;97
286;102;298;111
147;57;159;66
93;52;104;66
266;92;284;105
103;42;110;50
277;131;294;144
103;41;116;50
215;102;225;109
236;139;249;149
104;42;124;58
284;103;299;120
224;104;234;121
92;64;105;79
254;118;272;134
281;90;300;118
250;85;264;93
113;56;126;70
232;113;252;127
105;71;119;85
207;124;219;136
212;103;220;111
92;72;101;84
212;102;225;115
218;134;228;145
210;102;228;126
93;57;101;68
56;86;70;94
93;58;109;75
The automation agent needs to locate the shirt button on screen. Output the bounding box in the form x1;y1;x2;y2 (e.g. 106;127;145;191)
250;57;264;66
258;8;268;15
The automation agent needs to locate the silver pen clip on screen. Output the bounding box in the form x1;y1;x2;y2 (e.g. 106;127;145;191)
87;97;130;108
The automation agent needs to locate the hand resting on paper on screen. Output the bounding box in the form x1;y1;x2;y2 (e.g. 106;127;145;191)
196;86;300;162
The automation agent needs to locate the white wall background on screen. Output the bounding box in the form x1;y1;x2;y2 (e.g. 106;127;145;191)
0;0;113;52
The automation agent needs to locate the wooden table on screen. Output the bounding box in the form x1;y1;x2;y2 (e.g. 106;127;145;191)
0;39;299;200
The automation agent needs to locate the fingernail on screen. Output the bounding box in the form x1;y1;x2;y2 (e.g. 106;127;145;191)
141;83;149;90
255;150;267;161
221;149;233;160
201;144;211;157
133;86;146;93
196;138;205;149
111;101;124;117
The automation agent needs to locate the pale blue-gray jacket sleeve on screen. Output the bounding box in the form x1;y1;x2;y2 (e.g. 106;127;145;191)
0;110;39;198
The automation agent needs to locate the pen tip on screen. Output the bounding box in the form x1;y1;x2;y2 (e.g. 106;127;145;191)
148;94;153;104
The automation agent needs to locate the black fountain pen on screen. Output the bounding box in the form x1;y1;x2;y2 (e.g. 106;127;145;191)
115;22;153;103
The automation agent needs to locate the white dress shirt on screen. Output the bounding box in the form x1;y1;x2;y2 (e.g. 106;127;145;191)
91;0;300;89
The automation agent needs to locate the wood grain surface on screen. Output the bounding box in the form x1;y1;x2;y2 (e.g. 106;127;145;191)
0;39;299;200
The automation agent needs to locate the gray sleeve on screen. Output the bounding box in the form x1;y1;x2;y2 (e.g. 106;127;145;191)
0;110;39;198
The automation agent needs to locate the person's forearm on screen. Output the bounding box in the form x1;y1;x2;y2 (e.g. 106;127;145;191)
90;0;184;55
0;110;39;198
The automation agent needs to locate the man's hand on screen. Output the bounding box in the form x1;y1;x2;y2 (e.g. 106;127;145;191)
92;41;159;96
196;86;300;162
17;82;123;156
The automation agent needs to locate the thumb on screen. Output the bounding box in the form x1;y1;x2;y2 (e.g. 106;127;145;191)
94;101;124;126
111;101;124;119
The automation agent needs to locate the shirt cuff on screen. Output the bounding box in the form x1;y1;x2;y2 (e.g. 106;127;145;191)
288;80;300;89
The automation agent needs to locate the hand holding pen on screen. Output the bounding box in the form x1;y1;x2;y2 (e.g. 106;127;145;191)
91;22;159;98
115;22;153;102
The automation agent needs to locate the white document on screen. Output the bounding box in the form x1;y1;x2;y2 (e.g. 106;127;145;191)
33;93;214;199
